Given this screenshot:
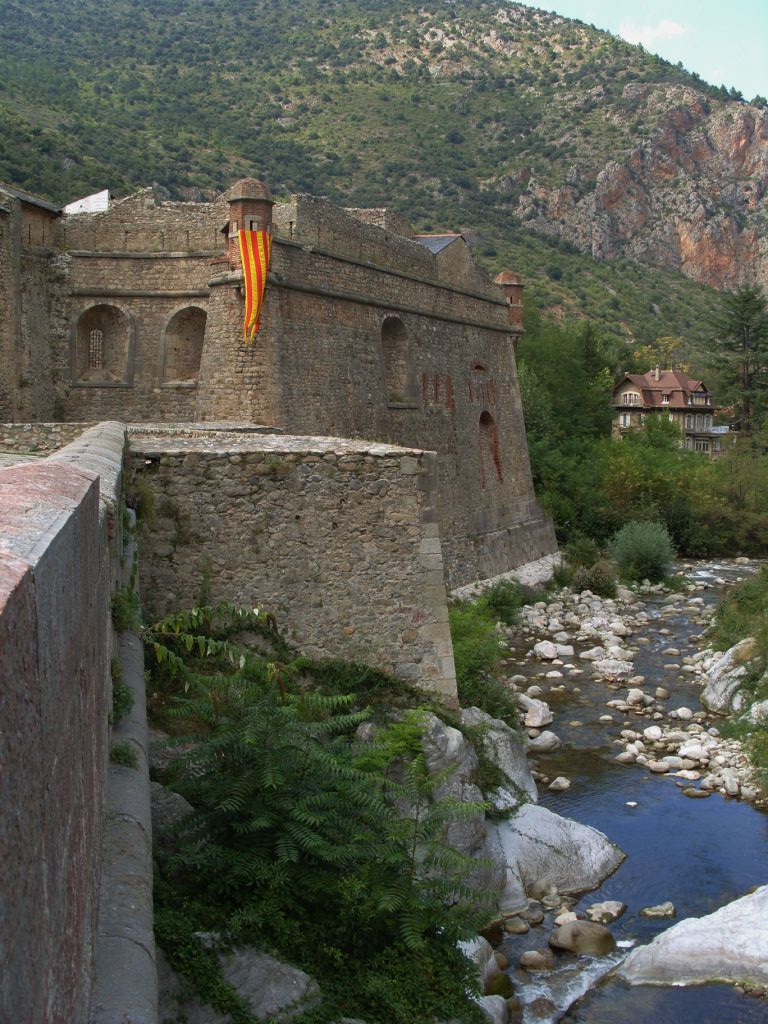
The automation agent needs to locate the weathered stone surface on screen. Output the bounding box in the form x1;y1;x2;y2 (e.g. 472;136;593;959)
700;638;758;713
223;951;320;1021
520;950;555;971
518;693;554;729
420;714;506;894
586;900;626;924
157;947;320;1023
0;425;124;1024
460;708;537;806
594;658;634;679
490;805;625;910
150;780;193;858
527;730;561;753
534;640;558;660
476;994;510;1024
132;435;460;701
619;886;768;986
640;902;676;919
549;921;617;956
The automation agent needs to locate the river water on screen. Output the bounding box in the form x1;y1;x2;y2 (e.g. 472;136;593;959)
499;561;768;1024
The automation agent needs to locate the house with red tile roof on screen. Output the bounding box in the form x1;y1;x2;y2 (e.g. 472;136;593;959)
612;368;731;456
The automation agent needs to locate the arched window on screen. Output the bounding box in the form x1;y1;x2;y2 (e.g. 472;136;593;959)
685;414;694;429
380;316;414;406
479;411;502;488
88;329;104;369
73;305;133;383
162;306;207;383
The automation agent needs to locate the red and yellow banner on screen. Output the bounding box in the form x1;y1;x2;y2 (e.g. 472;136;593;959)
238;229;271;343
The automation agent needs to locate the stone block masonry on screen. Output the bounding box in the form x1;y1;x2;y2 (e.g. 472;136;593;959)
0;422;126;1024
129;430;458;701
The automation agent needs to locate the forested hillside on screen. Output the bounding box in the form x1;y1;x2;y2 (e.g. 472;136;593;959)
0;0;758;341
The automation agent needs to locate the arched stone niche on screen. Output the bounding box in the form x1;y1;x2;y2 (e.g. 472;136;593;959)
479;410;503;487
161;306;207;383
380;315;417;407
72;304;134;384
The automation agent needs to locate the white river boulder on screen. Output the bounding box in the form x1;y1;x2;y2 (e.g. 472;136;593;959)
700;638;758;714
618;885;768;987
489;804;625;912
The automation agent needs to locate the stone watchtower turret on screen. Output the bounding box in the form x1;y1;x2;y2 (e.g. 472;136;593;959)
494;271;524;332
226;177;274;269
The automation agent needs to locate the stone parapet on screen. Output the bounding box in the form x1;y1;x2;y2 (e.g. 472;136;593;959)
0;421;126;1024
129;431;458;702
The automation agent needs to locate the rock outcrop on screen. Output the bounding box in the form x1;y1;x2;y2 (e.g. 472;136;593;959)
517;87;768;291
490;804;625;912
700;638;758;713
157;948;321;1024
618;885;768;987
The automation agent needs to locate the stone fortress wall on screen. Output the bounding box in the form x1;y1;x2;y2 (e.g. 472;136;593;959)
0;174;558;1023
0;177;556;591
129;428;457;700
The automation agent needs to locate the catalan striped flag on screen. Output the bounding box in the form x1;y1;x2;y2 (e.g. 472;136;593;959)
237;229;272;343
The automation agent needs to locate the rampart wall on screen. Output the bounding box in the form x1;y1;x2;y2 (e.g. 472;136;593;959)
0;422;125;1023
0;181;558;590
0;203;17;421
129;430;458;700
0;420;93;453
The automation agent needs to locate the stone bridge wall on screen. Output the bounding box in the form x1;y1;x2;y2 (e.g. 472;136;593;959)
0;422;125;1023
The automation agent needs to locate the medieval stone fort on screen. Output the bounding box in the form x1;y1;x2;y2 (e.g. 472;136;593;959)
0;176;556;1020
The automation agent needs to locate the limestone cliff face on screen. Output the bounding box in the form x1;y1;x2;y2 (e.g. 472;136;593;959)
516;85;768;291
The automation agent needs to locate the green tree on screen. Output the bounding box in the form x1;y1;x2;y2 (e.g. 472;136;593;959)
710;286;768;432
632;334;690;373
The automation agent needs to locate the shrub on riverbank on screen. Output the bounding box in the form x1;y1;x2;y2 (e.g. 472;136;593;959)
448;580;539;728
608;520;676;583
711;566;768;658
145;605;489;1024
712;568;768;784
571;558;617;597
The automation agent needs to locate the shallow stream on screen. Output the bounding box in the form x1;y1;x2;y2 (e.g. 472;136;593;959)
499;561;768;1024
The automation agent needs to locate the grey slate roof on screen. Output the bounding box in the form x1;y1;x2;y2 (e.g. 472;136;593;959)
0;182;61;214
413;233;462;254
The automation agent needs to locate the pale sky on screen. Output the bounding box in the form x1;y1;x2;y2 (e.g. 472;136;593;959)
532;1;768;101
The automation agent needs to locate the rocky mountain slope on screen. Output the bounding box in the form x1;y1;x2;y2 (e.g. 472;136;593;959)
522;85;768;290
0;0;763;337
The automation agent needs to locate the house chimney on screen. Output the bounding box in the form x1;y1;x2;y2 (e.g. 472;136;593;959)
654;366;661;382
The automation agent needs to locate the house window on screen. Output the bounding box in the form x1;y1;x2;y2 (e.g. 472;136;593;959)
620;413;631;427
622;392;640;405
694;438;710;453
88;329;104;369
661;394;670;404
684;438;693;449
695;414;704;430
685;414;693;429
705;415;712;429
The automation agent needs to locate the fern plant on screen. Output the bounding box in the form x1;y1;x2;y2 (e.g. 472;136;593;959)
147;603;492;1023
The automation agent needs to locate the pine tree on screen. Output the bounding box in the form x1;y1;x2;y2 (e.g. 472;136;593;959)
711;286;768;433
